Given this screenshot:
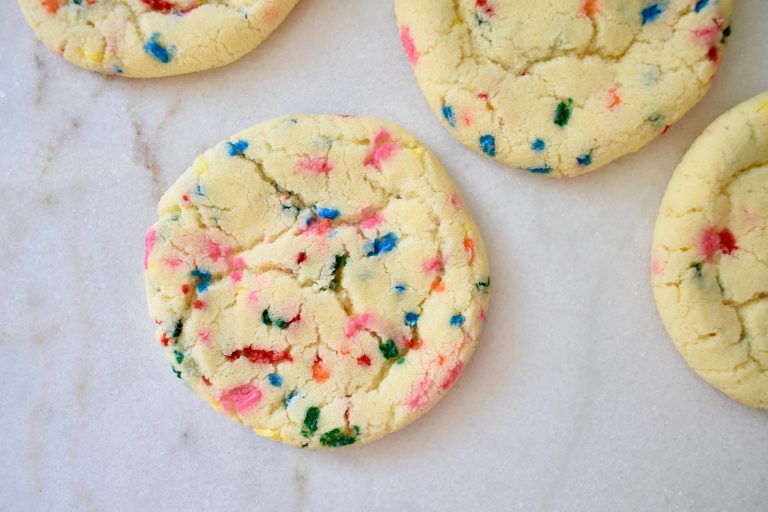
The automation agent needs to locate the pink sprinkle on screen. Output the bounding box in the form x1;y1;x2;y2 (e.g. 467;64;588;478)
651;255;665;276
479;308;487;322
698;227;721;261
198;329;211;346
406;376;432;410
359;206;384;229
440;363;464;390
692;25;719;43
144;228;156;269
231;257;245;270
219;385;262;414
230;271;242;282
297;156;333;175
462;110;474;127
248;291;260;305
422;256;443;273
399;25;419;65
165;258;182;268
204;238;231;262
364;130;398;170
449;193;462;210
344;313;372;338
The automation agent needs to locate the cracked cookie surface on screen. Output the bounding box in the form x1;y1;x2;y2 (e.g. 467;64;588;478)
18;0;299;77
394;0;733;177
652;91;768;409
144;115;491;447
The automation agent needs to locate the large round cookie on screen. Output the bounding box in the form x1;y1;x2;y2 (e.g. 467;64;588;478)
144;115;491;447
652;92;768;409
395;0;733;177
18;0;299;77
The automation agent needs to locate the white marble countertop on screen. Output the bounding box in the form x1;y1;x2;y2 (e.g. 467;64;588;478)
2;1;767;510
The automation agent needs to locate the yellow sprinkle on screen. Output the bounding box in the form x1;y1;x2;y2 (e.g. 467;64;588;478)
194;155;210;175
82;49;104;65
757;101;768;114
253;427;279;439
406;142;426;156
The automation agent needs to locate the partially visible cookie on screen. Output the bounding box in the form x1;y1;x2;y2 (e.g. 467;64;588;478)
144;115;491;447
652;91;768;409
18;0;299;77
395;0;733;177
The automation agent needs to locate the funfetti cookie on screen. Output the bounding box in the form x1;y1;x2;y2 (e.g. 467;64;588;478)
394;0;733;177
18;0;300;77
652;92;768;409
144;115;492;447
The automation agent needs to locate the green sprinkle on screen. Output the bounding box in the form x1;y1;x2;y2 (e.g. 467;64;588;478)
172;320;183;338
378;339;399;360
690;261;703;278
328;254;348;290
554;98;574;127
396;357;406;365
171;365;182;379
173;350;184;364
275;318;289;329
302;406;320;437
721;26;731;43
261;309;272;327
475;278;491;293
319;428;358;447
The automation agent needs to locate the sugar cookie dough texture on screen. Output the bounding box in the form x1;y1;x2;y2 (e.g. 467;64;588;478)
652;92;768;409
18;0;300;77
144;115;491;447
395;0;733;177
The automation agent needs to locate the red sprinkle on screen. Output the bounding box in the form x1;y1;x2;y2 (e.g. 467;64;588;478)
227;347;293;365
357;354;372;367
182;194;189;202
160;333;170;347
141;0;175;13
718;228;738;254
707;46;719;63
193;300;204;310
201;376;212;386
181;284;190;294
296;252;307;264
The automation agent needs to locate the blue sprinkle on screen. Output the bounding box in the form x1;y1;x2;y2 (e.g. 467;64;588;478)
268;373;282;387
190;268;212;293
226;139;248;156
449;314;465;327
366;233;398;257
531;138;546;152
527;166;552;174
316;207;340;220
442;104;456;127
194;184;204;196
394;283;407;295
576;153;593;166
404;311;419;328
641;3;663;24
284;390;298;407
143;33;172;63
694;0;709;12
479;134;496;157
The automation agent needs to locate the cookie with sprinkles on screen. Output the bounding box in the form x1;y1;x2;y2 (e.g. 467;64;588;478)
17;0;299;77
144;115;491;447
652;91;768;409
394;0;733;177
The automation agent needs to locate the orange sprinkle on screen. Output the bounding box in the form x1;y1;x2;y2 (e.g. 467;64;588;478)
463;238;475;265
431;278;445;292
438;355;446;366
312;357;330;383
581;0;601;18
607;87;622;111
41;0;61;14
